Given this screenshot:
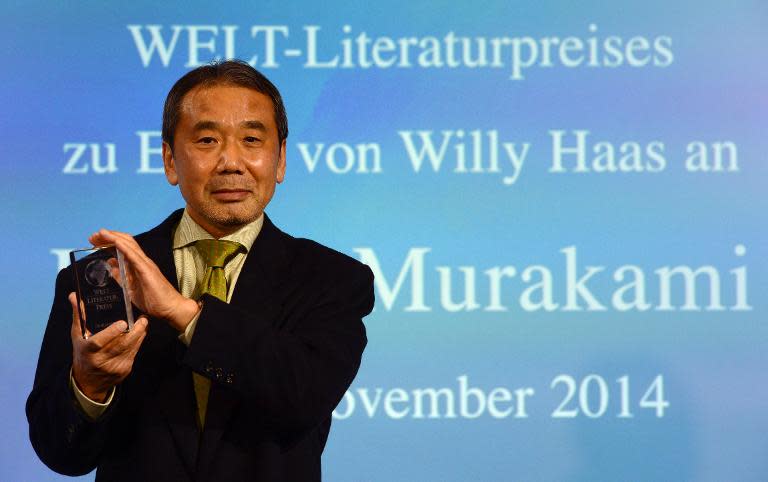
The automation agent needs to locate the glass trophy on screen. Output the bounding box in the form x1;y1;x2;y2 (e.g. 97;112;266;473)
70;245;135;338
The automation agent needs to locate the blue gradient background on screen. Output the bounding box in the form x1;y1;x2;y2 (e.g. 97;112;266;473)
1;1;766;480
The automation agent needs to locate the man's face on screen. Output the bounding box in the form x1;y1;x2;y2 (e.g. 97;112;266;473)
162;84;286;237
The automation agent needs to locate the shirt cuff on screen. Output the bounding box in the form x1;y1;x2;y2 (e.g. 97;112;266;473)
70;368;114;420
178;307;202;346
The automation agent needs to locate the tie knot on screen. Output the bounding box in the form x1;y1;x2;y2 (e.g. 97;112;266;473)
194;239;242;268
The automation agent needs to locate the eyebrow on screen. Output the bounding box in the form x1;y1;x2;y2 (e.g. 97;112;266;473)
241;120;267;131
192;120;219;132
191;120;267;132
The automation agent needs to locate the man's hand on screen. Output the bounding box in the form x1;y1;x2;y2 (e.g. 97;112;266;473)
89;229;200;332
70;293;148;402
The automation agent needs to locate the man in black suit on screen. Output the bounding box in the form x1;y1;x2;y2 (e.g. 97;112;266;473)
27;60;374;481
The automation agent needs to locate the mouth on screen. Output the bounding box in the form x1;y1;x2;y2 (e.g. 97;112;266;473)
211;189;251;202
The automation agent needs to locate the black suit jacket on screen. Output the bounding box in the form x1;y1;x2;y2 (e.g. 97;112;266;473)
27;210;374;481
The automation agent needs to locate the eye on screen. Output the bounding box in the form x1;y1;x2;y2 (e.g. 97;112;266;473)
244;136;261;143
196;137;217;144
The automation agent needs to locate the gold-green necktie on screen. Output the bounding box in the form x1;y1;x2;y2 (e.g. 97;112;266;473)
192;239;241;428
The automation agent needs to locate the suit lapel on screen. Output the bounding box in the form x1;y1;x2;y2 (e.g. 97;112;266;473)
136;210;200;478
137;209;186;352
196;213;293;477
137;208;182;298
229;213;290;312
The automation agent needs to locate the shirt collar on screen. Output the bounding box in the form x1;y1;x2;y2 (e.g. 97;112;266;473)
172;208;263;253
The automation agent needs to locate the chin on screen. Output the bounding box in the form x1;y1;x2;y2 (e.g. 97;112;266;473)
216;207;263;227
190;200;264;233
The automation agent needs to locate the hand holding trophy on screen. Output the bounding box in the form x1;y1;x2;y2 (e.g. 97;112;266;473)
70;245;135;338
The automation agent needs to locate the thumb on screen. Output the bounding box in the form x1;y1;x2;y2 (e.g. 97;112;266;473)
87;319;130;348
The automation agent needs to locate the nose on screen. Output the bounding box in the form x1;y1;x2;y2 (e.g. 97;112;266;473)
217;139;245;173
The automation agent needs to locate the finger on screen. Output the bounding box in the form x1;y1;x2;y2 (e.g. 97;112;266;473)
88;227;135;243
107;258;123;286
86;319;129;351
69;292;81;339
122;316;148;345
104;317;149;356
127;331;147;359
115;233;151;263
103;230;154;266
68;292;89;339
124;317;149;353
88;230;117;247
69;292;80;323
89;231;149;283
99;234;152;273
87;230;137;262
91;229;137;250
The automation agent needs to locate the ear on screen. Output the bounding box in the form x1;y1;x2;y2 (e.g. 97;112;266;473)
162;141;178;186
276;138;287;184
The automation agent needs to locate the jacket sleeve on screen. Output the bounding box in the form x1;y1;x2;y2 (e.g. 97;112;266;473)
183;256;374;446
25;268;117;476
